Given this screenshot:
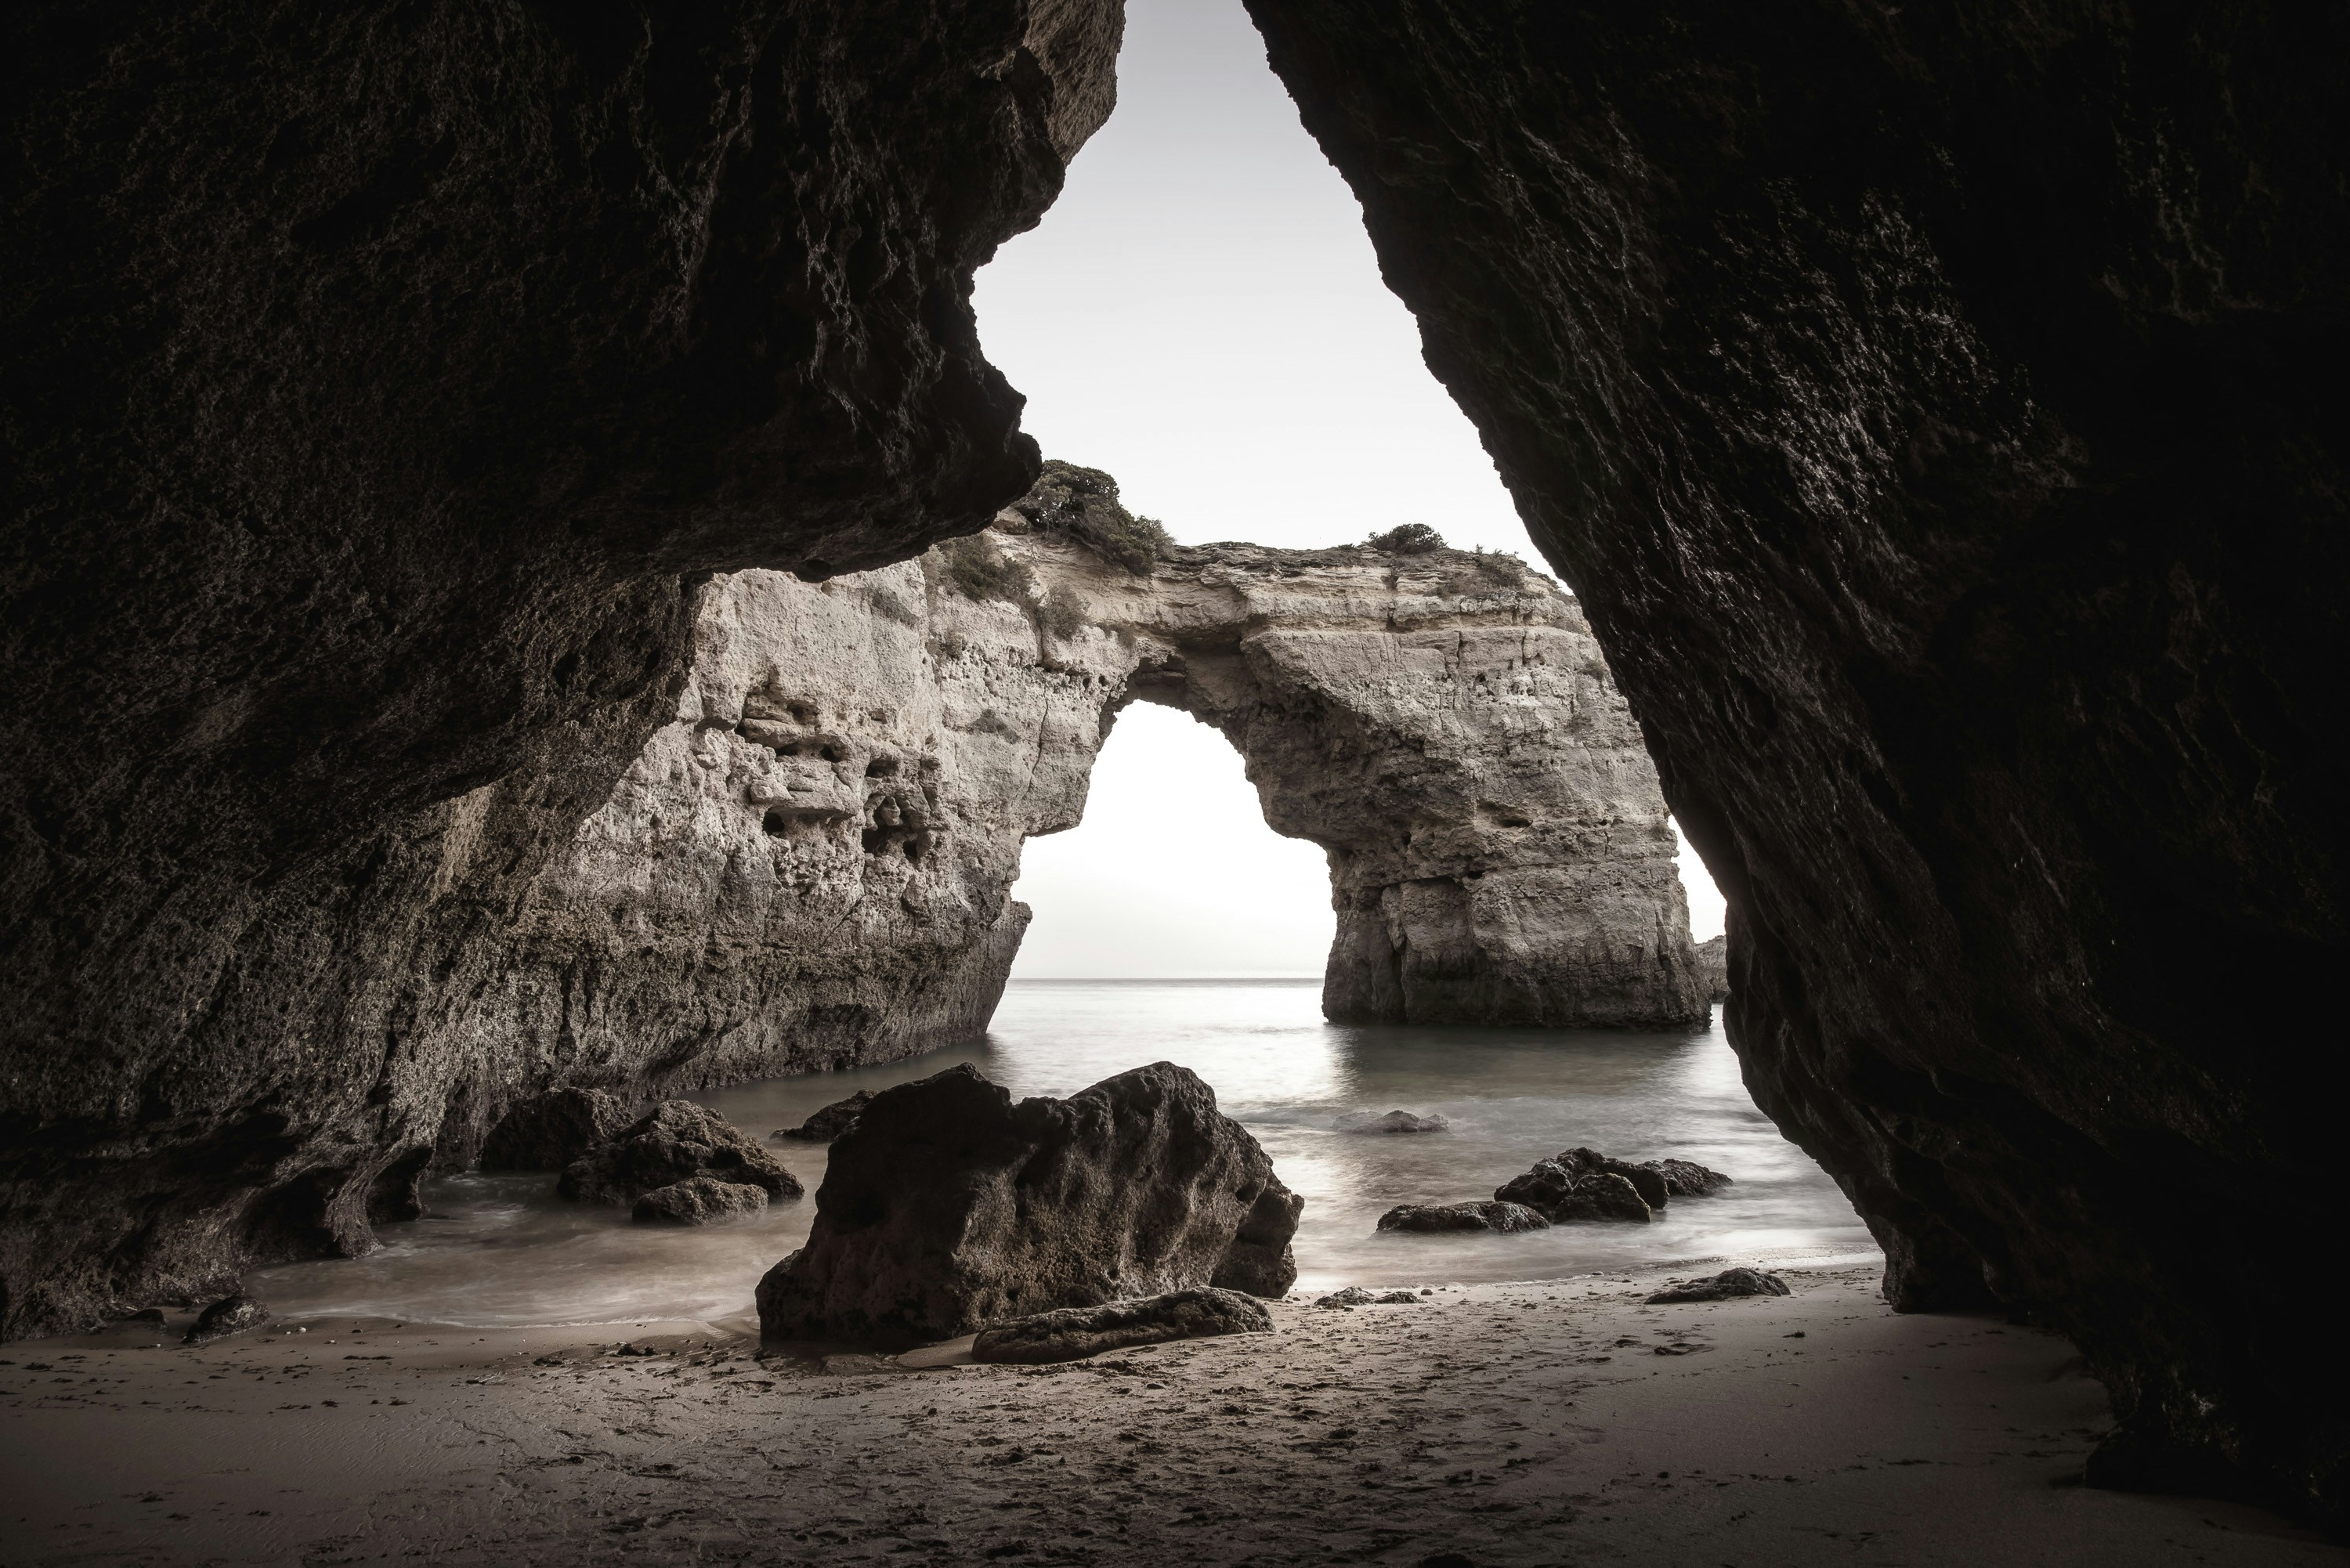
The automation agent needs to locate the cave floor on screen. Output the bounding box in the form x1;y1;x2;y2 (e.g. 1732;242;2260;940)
0;1263;2337;1567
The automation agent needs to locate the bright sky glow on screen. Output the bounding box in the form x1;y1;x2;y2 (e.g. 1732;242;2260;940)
989;0;1726;976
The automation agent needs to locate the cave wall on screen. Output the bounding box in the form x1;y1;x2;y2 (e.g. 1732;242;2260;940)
440;496;1705;1158
1244;0;2348;1519
0;0;1125;1338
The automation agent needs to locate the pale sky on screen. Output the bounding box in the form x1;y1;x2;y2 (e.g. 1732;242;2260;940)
985;0;1726;977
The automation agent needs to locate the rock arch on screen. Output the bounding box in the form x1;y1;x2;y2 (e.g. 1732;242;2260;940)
431;494;1705;1155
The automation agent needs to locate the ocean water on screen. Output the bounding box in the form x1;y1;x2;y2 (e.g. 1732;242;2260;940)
248;980;1876;1328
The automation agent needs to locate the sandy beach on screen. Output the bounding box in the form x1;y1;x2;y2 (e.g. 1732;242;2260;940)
1;1260;2339;1566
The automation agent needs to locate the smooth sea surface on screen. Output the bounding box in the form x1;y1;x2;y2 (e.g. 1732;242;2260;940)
249;980;1876;1328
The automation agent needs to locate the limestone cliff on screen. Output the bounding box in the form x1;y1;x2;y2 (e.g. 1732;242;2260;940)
0;0;1124;1339
439;490;1702;1151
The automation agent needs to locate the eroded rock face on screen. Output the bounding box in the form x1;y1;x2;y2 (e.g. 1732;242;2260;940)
1246;0;2348;1517
756;1063;1299;1346
479;1089;634;1173
1694;937;1728;1005
0;2;1122;1337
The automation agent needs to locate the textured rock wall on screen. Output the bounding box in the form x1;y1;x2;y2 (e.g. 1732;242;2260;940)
439;503;1703;1153
1245;0;2348;1519
0;0;1123;1337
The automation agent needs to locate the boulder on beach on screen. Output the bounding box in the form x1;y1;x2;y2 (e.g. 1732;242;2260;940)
479;1086;634;1171
756;1062;1302;1345
1376;1200;1551;1234
1646;1266;1790;1304
1334;1109;1450;1134
631;1176;771;1226
971;1288;1272;1364
559;1100;803;1209
1316;1286;1423;1308
183;1295;270;1346
772;1090;875;1144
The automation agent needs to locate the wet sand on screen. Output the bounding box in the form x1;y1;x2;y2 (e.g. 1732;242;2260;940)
1;1262;2339;1566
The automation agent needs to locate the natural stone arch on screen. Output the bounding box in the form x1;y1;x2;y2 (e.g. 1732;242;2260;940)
432;493;1705;1159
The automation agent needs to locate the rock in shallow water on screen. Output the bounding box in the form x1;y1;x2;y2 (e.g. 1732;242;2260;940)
1492;1147;1734;1223
756;1063;1300;1345
631;1177;770;1227
1335;1110;1450;1134
183;1295;270;1346
971;1288;1272;1364
1646;1268;1791;1305
1377;1201;1551;1235
772;1092;874;1144
559;1102;801;1209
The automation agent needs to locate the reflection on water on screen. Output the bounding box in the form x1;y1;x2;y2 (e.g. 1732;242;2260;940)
250;981;1875;1325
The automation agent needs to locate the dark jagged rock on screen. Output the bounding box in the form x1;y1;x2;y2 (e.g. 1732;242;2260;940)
1494;1147;1716;1220
971;1288;1271;1364
1316;1286;1422;1307
0;0;1124;1338
1336;1111;1451;1135
183;1295;269;1347
479;1089;634;1172
772;1093;876;1145
1376;1201;1549;1235
631;1178;769;1227
1249;0;2349;1520
1694;937;1729;1005
559;1102;801;1209
1643;1159;1734;1200
755;1063;1300;1346
1495;1155;1653;1224
1646;1269;1791;1306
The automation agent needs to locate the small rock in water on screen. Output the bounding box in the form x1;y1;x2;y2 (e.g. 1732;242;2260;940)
631;1176;769;1225
771;1090;874;1143
1377;1201;1551;1234
1641;1157;1734;1198
1645;1267;1790;1304
971;1288;1272;1364
184;1295;270;1346
1496;1158;1654;1223
1334;1109;1451;1134
559;1100;802;1208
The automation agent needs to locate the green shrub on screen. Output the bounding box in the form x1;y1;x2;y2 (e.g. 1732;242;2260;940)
1012;460;1173;576
938;533;1036;605
1040;582;1088;640
1367;522;1444;554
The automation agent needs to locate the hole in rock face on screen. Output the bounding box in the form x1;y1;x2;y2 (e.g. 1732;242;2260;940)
762;810;789;838
819;744;844;763
903;835;926;865
790;704;815;724
862;826;891;855
866;757;899;778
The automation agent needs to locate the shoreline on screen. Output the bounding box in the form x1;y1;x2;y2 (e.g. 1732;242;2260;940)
3;1260;2341;1566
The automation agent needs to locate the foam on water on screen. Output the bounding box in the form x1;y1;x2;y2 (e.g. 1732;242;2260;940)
248;980;1875;1325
